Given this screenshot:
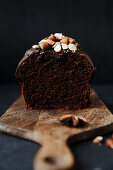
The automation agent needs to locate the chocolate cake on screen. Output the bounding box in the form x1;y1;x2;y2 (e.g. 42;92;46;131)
15;33;96;109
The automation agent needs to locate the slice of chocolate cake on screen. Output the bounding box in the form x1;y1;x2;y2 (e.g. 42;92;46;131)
15;33;96;109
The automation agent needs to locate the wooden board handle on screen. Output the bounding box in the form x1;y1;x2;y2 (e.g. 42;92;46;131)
34;140;74;170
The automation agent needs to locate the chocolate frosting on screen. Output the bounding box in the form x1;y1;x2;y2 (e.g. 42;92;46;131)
16;47;94;71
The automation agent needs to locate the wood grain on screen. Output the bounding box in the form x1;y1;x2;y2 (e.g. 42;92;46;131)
0;90;113;170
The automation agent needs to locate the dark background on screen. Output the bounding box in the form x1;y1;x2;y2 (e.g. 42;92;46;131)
0;0;113;84
0;1;113;170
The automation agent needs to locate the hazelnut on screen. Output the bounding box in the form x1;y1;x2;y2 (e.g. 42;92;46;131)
105;138;113;148
60;115;79;127
54;33;63;40
46;39;55;45
49;34;57;41
60;37;69;44
52;42;60;48
68;43;77;52
61;43;68;50
78;116;88;125
93;136;103;144
54;43;62;52
39;40;49;50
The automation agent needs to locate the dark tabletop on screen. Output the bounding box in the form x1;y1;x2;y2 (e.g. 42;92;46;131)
0;84;113;170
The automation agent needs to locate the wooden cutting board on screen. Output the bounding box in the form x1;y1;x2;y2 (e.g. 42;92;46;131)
0;90;113;170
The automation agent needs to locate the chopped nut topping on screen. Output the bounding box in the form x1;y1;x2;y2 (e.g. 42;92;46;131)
49;34;57;41
69;37;76;44
52;42;61;48
54;43;62;53
61;43;68;50
93;136;103;144
105;138;113;148
39;40;49;50
68;43;77;52
54;33;63;40
60;115;79;127
32;45;39;49
34;33;79;53
46;39;55;45
60;37;69;44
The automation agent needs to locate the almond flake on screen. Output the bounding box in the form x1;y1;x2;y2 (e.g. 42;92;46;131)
61;43;68;50
54;43;62;52
68;43;77;52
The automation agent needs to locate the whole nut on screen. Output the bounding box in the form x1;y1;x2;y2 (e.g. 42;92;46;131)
60;115;79;127
68;43;77;52
93;136;103;144
39;40;49;50
60;37;69;44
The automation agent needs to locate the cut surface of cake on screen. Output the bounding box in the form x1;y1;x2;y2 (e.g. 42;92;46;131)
15;33;96;109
